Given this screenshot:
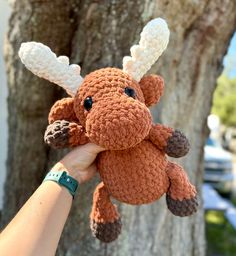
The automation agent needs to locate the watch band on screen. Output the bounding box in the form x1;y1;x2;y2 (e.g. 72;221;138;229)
43;171;78;198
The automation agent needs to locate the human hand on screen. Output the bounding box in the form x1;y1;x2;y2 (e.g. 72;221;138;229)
51;143;105;184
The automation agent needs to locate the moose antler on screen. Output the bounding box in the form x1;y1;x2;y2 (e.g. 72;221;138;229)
18;42;83;96
122;18;170;82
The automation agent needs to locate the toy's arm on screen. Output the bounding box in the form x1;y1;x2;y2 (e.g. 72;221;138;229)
148;124;190;158
44;98;89;149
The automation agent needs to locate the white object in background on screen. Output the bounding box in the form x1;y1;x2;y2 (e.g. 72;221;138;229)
203;183;230;211
208;114;220;131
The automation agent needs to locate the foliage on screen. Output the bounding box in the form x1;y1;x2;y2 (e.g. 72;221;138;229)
205;210;236;256
212;75;236;127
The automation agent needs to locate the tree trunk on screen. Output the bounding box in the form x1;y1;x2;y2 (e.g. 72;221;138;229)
2;0;236;255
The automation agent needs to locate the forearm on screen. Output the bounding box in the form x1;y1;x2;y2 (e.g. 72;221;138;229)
0;181;72;256
0;143;104;256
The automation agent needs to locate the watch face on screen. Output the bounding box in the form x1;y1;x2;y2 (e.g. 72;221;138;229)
59;171;78;194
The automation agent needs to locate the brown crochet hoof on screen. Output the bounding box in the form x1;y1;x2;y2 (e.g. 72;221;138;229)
90;219;122;243
166;194;198;217
165;130;190;158
44;120;70;149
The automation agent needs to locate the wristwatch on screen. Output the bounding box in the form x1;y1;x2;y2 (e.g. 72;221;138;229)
43;171;78;198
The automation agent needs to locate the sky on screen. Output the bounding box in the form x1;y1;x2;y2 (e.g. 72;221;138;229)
223;32;236;78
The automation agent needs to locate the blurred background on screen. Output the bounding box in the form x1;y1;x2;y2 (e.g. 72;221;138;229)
0;0;10;209
0;0;235;255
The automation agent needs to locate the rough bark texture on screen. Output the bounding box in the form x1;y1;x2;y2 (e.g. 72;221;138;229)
2;0;236;255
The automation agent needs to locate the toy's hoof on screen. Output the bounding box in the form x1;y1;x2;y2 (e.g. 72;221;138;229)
166;194;198;217
165;130;190;158
44;120;70;149
90;218;122;243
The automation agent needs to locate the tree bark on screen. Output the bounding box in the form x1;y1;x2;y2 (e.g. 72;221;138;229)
2;0;236;255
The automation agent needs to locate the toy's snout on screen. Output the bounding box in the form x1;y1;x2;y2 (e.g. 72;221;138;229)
85;95;152;150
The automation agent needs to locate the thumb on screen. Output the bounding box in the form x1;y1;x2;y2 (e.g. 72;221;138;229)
78;163;97;184
61;143;105;170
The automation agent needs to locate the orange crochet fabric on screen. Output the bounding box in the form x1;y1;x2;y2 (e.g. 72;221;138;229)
44;67;198;243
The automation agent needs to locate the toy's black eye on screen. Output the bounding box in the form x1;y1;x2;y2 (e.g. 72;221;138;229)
124;87;136;98
83;96;93;111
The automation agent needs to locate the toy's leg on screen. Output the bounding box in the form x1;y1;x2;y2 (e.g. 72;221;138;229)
166;162;198;217
90;182;122;243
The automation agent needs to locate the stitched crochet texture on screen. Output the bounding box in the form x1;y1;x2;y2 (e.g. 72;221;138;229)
19;18;198;243
44;67;198;243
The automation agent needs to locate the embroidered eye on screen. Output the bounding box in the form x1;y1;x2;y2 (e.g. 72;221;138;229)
124;87;136;99
83;96;93;111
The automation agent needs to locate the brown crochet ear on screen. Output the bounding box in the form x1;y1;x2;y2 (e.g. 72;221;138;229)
139;75;164;107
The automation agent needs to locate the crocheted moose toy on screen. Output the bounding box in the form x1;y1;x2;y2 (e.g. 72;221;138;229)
19;18;198;243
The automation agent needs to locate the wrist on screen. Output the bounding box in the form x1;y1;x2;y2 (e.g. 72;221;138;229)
51;162;81;183
43;171;78;198
42;179;73;200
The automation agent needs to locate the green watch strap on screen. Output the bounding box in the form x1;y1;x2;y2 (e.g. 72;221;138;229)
43;171;78;198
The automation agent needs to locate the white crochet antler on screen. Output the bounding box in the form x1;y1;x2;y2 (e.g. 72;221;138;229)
18;42;83;96
122;18;170;82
